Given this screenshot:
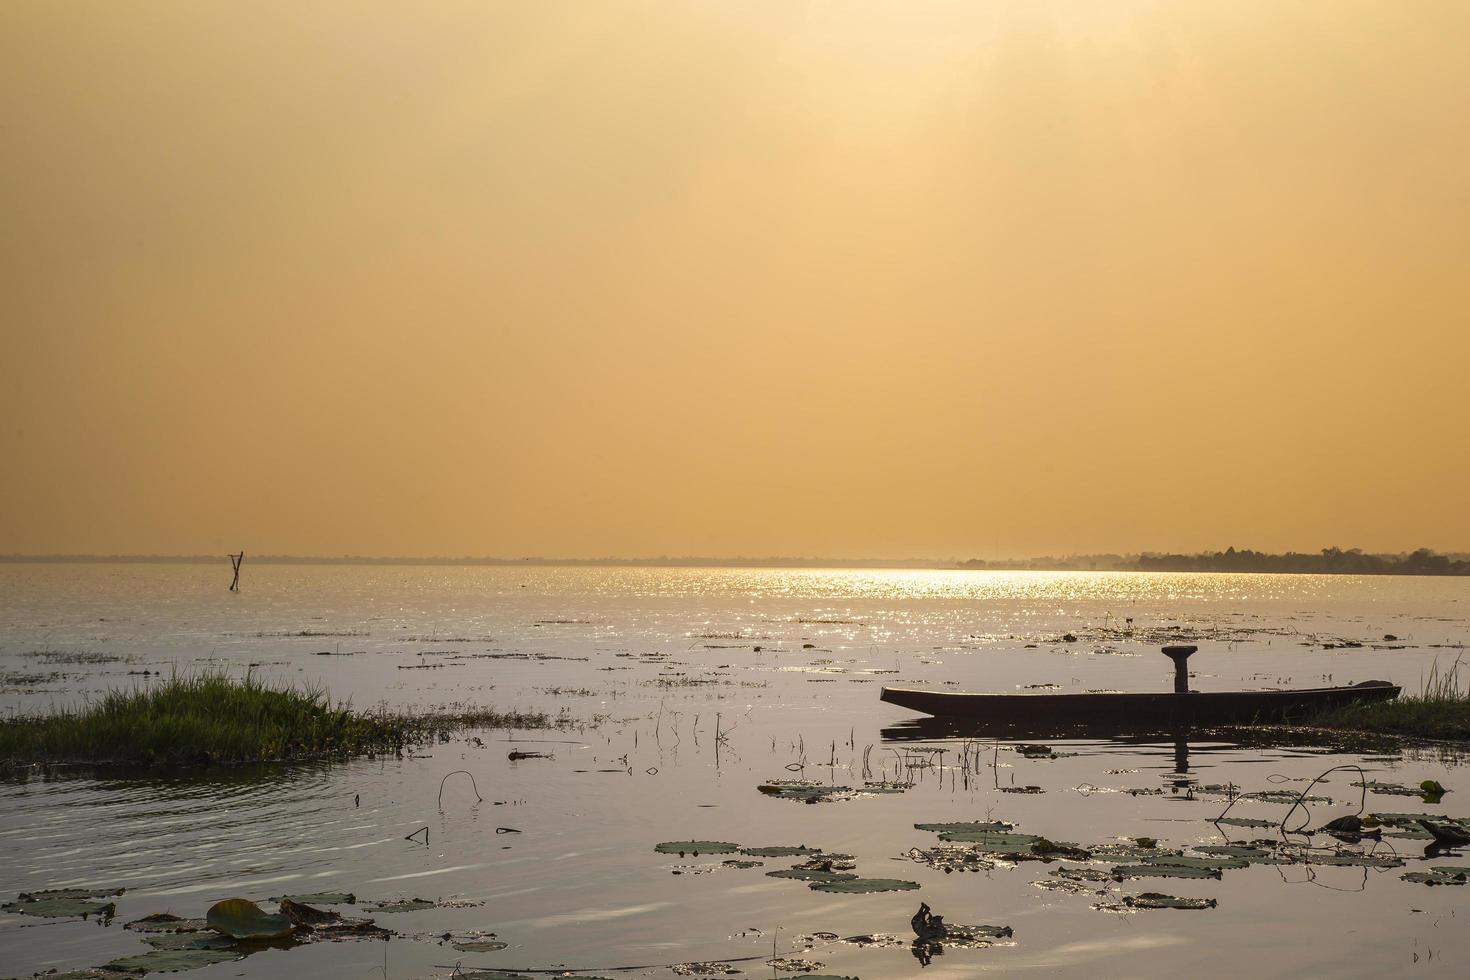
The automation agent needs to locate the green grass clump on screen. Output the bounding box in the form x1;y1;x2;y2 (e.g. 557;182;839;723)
0;673;561;766
1310;659;1470;741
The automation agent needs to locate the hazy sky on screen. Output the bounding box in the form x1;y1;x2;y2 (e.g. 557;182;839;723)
3;2;1467;558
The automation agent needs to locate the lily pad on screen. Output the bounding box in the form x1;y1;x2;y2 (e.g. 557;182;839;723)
654;841;740;856
767;868;859;883
1302;853;1403;868
456;973;533;980
17;886;125;901
722;860;764;869
271;892;356;905
104;946;244;974
142;933;238;952
672;964;743;976
904;844;996;874
1087;843;1180;864
125;914;209;934
741;845;821;857
1124;893;1218;910
934;830;1042;850
1403;867;1470;886
368;897;436;912
941;923;1015;948
3;896;117;919
758;782;853;803
1216;817;1278;829
1145;855;1250;871
914;821;1013;834
809;877;920;893
453;939;511;951
206;898;293;939
1050;866;1112;882
1112;864;1222;880
1191;845;1293;865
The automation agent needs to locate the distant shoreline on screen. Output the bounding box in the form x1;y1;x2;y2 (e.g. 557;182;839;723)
2;547;1468;575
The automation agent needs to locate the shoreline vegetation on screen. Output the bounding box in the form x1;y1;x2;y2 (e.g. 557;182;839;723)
2;546;1469;574
1306;660;1470;741
0;674;566;767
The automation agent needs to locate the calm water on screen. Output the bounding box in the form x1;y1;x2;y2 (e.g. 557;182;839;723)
1;565;1468;978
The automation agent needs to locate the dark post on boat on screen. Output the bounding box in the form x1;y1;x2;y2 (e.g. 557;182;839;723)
1163;644;1197;694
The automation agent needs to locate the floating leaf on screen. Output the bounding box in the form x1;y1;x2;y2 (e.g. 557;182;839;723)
809;877;920;893
1112;864;1222;880
1191;845;1293;865
125;914;209;934
105;946;244;974
453;940;510;952
1302;853;1403;868
722;860;764;869
1216;817;1277;829
1050;866;1111;882
3;896;116;919
1403;867;1470;886
672;964;743;976
1124;893;1218;910
741;846;821;857
271;892;356;905
1144;855;1250;871
654;841;740;856
914;821;1013;834
368;898;435;912
206;898;293;939
142;932;238;951
1087;844;1180;864
456;972;533;980
767;868;858;883
17;886;125;901
758;782;852;803
904;844;996;874
934;830;1041;850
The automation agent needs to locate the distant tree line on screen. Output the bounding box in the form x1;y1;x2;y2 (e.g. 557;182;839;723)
1132;546;1469;575
959;547;1470;576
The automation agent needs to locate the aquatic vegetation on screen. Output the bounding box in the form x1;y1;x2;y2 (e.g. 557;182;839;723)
206;899;292;939
124;914;208;933
105;941;244;974
0;673;566;766
1112;863;1222;880
905;843;998;874
741;845;822;857
2;895;117;920
808;877;920;893
368;897;436;912
1216;816;1278;829
1309;658;1470;739
913;820;1013;834
653;841;740;856
1127;893;1218;910
1402;867;1470;886
757;780;853;803
767;868;859;883
269;892;355;905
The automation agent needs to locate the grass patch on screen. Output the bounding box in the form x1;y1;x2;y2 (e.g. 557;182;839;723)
1309;659;1470;741
0;672;566;766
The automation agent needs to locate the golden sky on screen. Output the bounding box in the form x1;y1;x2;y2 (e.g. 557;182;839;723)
2;2;1467;558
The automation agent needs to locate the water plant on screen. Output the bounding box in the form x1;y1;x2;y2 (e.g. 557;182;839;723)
0;672;563;766
1309;657;1470;740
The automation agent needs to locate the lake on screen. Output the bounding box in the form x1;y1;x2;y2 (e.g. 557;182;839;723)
2;564;1467;978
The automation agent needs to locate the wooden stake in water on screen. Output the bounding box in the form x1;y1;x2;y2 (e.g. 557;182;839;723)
227;552;244;592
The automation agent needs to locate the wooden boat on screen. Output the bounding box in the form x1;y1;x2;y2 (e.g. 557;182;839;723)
880;645;1400;727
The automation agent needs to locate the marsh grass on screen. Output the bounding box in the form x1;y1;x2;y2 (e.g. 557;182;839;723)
0;672;563;766
1310;657;1470;740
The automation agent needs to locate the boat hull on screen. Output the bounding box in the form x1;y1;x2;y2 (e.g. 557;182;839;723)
879;681;1400;726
